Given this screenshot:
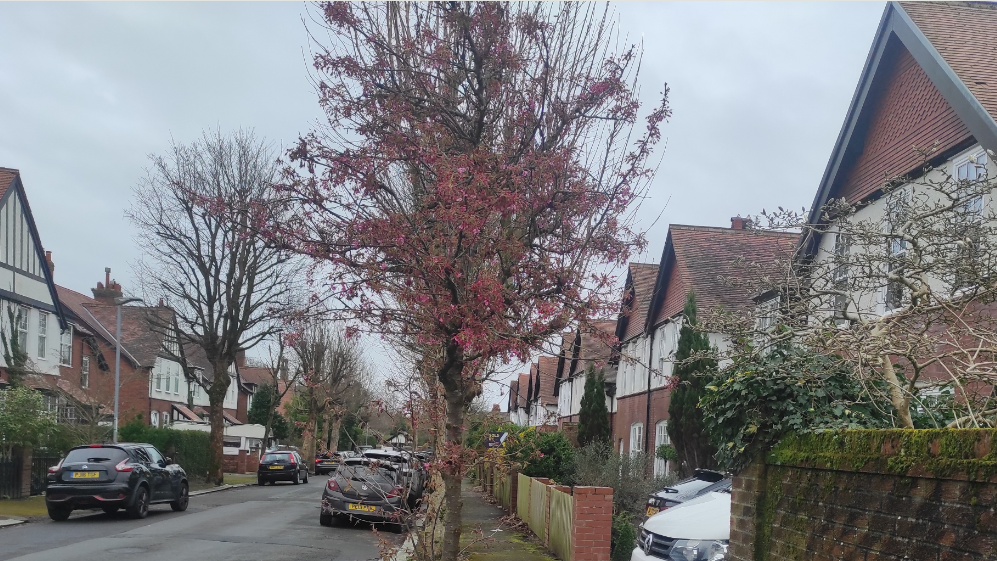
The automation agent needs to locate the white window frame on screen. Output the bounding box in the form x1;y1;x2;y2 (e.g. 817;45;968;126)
954;149;988;182
15;306;28;349
173;365;180;394
654;420;671;477
629;422;643;455
151;410;159;428
155;360;163;391
37;311;47;359
59;326;73;366
80;356;90;389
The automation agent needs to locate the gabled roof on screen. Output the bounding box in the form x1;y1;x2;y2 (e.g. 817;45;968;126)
83;304;175;369
0;168;67;329
516;373;529;409
535;356;558;407
616;263;659;344
507;377;521;411
553;328;576;397
646;224;798;327
806;1;997;240
570;320;617;376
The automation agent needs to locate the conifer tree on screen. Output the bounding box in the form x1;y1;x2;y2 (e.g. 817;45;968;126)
577;365;611;447
667;292;718;475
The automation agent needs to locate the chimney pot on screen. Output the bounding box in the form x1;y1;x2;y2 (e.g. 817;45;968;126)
105;267;111;287
44;251;54;277
731;216;751;230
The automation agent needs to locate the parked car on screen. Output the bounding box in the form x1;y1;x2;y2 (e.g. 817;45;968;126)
316;451;357;475
632;488;731;561
644;469;726;518
258;450;309;485
320;463;406;532
362;448;425;501
45;443;189;521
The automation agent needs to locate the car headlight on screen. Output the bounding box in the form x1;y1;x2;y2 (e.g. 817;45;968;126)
668;540;728;561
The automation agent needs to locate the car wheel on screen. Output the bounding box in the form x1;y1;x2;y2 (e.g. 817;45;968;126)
170;482;189;512
127;486;150;519
293;471;300;485
258;477;266;486
389;522;405;534
320;512;333;527
101;506;119;515
47;505;72;521
303;470;308;484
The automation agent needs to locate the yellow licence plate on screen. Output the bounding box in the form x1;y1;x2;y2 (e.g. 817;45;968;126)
72;471;100;479
348;504;376;512
269;465;283;469
645;506;659;517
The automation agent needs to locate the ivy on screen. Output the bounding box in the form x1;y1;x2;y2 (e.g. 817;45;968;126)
699;345;893;473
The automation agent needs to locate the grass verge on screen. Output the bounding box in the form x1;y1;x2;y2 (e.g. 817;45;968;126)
0;496;47;518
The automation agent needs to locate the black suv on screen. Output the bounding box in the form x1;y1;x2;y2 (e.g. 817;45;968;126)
46;443;189;521
258;450;309;485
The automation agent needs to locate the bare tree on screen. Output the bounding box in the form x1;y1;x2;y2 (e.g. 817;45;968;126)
129;129;293;485
255;332;300;450
291;321;368;472
712;148;997;429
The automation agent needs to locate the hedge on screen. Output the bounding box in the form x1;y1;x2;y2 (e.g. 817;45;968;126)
119;417;212;479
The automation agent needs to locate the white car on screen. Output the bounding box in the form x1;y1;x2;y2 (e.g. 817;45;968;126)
631;490;730;561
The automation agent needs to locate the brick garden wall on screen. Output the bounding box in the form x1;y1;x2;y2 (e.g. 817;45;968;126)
730;429;997;561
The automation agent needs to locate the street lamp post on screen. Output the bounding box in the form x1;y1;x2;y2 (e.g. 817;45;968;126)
113;296;143;443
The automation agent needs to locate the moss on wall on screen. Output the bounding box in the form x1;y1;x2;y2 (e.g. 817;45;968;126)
767;429;997;481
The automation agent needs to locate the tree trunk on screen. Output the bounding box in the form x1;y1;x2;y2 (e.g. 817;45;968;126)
327;413;343;453
208;368;230;486
882;355;914;428
302;393;319;473
439;390;467;561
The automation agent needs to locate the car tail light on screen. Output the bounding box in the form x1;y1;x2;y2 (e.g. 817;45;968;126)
115;459;133;472
89;444;103;448
289;455;296;465
48;458;64;474
387;485;404;498
327;479;340;492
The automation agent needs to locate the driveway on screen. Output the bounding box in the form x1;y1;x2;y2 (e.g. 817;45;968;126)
0;477;401;561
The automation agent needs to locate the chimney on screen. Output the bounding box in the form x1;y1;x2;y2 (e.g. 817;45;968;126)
91;267;123;304
491;404;501;413
731;216;751;230
44;251;54;277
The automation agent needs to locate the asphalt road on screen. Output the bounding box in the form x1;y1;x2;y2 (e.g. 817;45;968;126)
0;477;401;561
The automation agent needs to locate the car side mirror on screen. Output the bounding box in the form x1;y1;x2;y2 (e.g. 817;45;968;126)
159;459;169;467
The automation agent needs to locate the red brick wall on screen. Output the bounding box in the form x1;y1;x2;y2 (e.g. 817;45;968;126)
836;36;972;204
653;260;687;326
236;390;248;423
612;389;670;455
59;331;151;427
730;431;997;561
571;487;613;561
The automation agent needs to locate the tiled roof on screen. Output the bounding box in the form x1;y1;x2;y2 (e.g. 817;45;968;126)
56;286;102;336
652;225;798;325
619;263;659;343
508;378;520;411
574;320;617;374
239;365;272;387
172;403;202;422
83;304;174;368
0;168;17;200
517;373;529;408
535;356;558;407
223;410;242;425
901;1;997;124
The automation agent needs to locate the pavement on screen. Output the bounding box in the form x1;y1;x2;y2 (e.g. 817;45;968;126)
0;477;403;561
460;483;555;561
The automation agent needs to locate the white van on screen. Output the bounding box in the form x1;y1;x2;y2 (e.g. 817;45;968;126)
631;486;731;561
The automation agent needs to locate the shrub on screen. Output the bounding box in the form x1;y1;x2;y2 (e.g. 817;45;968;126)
611;512;637;561
699;345;892;473
118;416;213;478
521;431;575;483
572;441;674;517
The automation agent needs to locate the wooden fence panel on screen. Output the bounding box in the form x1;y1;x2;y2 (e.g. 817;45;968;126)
548;487;573;561
528;477;549;540
517;473;532;522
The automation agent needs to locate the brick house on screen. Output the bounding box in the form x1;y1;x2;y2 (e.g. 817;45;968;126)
612;220;797;475
507;372;530;425
554;320;617;427
794;1;997;398
525;356;559;427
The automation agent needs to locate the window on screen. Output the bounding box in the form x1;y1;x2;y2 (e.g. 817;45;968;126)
144;446;165;466
831;233;851;320
61;405;77;424
44;393;59;413
151;410;159;428
629;422;643;455
956;150;987;182
885;193;909;311
173;366;180;394
155;361;163;391
161;411;170;427
15;306;27;348
59;326;72;366
952;154;987;291
654;420;671;477
36;311;47;358
80;356;90;389
756;296;780;332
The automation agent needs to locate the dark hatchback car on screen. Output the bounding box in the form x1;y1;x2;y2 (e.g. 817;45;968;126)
320;463;406;532
46;443;189;521
315;451;355;475
258;450;309;485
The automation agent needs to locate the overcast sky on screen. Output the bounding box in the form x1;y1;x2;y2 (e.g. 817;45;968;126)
0;2;886;409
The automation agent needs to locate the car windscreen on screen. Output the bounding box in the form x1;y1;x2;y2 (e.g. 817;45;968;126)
64;447;129;464
340;466;396;485
262;453;293;463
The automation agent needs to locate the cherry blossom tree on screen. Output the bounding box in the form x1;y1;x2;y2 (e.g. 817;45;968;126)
276;4;668;558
